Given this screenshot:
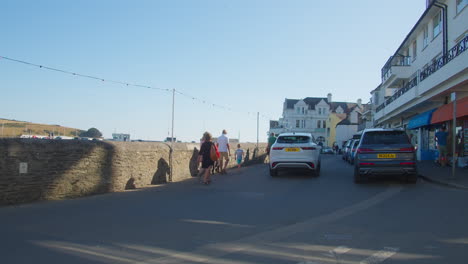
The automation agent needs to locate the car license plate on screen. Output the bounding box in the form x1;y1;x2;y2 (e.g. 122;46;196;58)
285;148;300;152
377;153;396;158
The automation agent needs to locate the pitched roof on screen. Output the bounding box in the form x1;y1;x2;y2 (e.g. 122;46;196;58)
336;119;359;126
285;99;299;109
285;97;329;110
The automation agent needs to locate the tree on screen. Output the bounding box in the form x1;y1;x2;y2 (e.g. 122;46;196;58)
79;128;102;138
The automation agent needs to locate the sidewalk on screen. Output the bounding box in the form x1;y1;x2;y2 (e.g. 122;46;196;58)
417;160;468;189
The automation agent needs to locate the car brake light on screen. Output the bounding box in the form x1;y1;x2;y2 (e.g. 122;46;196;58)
399;147;415;152
357;148;375;154
306;162;315;168
272;147;284;150
359;162;375;166
272;162;278;167
301;147;316;150
400;162;416;165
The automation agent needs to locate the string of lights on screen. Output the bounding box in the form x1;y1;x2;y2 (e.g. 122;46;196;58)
0;55;276;121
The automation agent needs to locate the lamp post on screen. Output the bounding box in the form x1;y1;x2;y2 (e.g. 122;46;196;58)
451;92;456;179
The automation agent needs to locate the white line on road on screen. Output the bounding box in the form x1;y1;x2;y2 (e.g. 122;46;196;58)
181;219;254;228
359;247;399;264
323;245;351;258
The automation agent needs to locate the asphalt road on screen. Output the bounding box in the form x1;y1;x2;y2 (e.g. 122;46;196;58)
1;155;468;264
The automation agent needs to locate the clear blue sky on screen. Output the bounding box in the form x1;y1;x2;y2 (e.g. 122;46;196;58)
1;0;426;142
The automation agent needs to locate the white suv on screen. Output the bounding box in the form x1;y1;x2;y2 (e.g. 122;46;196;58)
269;132;321;177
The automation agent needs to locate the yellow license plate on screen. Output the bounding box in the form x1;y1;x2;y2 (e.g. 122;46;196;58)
377;154;396;158
285;148;300;152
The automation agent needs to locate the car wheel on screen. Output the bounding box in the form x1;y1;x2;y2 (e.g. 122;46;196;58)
269;168;278;177
354;166;364;184
406;174;418;184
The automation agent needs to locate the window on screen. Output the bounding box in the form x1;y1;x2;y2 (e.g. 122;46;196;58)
318;108;322;115
433;11;442;38
412;41;417;61
302;107;305;114
423;25;429;48
296;107;300;114
323;120;327;128
277;136;310;144
301;120;306;128
457;0;467;14
317;120;321;128
361;131;410;145
296;120;300;128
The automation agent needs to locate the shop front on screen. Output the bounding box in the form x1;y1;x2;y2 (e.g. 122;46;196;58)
431;96;468;164
407;109;437;160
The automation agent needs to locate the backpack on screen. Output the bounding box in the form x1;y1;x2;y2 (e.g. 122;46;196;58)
210;143;220;161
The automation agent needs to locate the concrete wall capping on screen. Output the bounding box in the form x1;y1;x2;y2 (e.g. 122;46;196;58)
0;139;267;206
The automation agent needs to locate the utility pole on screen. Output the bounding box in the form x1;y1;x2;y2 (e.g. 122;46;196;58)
257;112;259;148
169;88;175;182
452;92;457;179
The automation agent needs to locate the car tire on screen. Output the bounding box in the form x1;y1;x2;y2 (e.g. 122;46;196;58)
406;174;418;184
269;168;278;177
354;166;364;184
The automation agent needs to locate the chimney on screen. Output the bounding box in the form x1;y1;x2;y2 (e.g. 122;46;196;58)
327;93;332;103
357;98;362;108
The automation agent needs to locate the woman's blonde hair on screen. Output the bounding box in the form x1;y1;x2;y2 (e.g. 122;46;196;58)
203;132;212;141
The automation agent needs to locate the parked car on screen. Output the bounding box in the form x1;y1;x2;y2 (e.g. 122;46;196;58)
342;140;352;161
349;140;360;164
353;128;417;183
321;146;334;154
269;132;321;177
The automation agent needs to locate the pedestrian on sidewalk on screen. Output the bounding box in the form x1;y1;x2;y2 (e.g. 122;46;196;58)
235;144;244;169
435;126;448;167
217;129;230;174
198;132;215;184
267;133;277;156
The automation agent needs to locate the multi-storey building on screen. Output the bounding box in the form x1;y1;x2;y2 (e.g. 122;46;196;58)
269;94;365;147
372;0;468;160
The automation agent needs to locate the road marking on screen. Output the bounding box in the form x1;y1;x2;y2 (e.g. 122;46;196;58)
333;246;352;255
360;247;399;264
323;245;351;257
181;219;254;228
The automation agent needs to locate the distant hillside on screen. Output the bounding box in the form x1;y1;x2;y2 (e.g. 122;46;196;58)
0;118;83;138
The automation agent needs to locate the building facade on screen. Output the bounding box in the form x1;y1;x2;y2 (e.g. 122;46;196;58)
371;0;468;160
270;94;365;147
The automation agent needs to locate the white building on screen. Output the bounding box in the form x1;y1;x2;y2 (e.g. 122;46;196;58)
112;133;130;142
270;94;365;146
270;97;331;145
372;0;468;160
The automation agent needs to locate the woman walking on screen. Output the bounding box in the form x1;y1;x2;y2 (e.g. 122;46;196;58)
198;132;215;185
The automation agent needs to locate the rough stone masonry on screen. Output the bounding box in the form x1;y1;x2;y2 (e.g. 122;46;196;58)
0;139;267;205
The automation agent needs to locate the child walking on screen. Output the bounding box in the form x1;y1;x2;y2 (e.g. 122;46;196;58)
235;144;244;169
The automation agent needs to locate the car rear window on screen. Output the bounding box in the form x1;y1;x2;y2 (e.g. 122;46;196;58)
277;136;310;144
362;131;410;145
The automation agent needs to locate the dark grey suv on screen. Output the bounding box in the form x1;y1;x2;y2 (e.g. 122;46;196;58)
353;128;417;183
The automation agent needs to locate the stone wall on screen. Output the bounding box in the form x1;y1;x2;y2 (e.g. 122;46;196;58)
0;139;267;205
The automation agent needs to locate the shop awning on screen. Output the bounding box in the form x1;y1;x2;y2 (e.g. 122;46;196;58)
407;109;436;129
431;96;468;124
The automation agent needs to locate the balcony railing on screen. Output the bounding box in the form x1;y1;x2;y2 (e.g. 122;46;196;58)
420;35;468;82
381;55;411;82
376;35;468;113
